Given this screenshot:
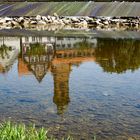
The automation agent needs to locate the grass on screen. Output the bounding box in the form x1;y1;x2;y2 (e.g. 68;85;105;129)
0;121;73;140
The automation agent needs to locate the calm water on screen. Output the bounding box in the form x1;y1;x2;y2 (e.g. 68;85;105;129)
0;36;140;140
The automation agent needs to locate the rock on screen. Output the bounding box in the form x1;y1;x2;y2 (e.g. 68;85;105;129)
103;20;109;25
71;17;80;23
18;17;24;22
58;19;65;25
42;16;48;22
84;16;93;21
30;20;38;25
46;20;52;24
52;20;60;24
78;20;88;28
11;21;19;26
96;19;104;26
62;19;71;25
38;20;46;25
51;16;56;21
0;19;6;24
4;17;12;22
53;13;59;19
47;15;51;20
36;15;42;21
23;21;29;27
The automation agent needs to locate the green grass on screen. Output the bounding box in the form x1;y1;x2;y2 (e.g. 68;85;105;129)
0;121;73;140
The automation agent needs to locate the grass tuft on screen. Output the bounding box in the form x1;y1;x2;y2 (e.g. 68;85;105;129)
0;121;73;140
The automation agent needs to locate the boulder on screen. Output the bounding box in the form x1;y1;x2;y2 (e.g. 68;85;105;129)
53;13;59;19
62;19;71;25
0;18;6;24
4;17;12;22
78;20;88;28
18;17;24;22
30;20;38;25
51;16;56;21
11;21;19;27
42;16;48;22
36;15;42;21
71;17;80;23
38;20;46;25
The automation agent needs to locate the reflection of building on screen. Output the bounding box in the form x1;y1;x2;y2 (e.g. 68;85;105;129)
0;36;96;115
22;36;55;44
55;37;97;50
20;42;54;82
20;37;96;114
1;36;140;115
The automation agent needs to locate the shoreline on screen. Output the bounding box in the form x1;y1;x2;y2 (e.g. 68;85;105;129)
0;15;140;31
0;29;140;39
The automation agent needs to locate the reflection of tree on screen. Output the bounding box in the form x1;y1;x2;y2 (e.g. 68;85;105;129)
74;39;94;50
26;43;48;56
95;39;140;73
0;44;12;59
0;43;13;73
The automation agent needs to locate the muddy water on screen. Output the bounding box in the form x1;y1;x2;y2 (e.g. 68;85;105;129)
0;35;140;140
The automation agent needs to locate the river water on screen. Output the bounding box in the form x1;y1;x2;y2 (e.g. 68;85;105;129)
0;33;140;140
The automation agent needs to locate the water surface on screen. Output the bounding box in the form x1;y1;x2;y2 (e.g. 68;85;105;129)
0;35;140;140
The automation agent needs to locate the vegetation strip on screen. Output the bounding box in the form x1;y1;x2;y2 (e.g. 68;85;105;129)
0;121;73;140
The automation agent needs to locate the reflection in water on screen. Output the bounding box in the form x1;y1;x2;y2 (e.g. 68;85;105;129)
21;42;54;82
96;38;140;73
0;37;19;73
1;36;140;114
18;36;96;114
0;36;140;139
51;64;70;115
0;37;140;114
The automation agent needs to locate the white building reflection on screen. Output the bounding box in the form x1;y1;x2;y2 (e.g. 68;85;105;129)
0;36;97;74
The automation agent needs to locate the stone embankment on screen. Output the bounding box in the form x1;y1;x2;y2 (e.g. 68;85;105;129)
0;14;140;31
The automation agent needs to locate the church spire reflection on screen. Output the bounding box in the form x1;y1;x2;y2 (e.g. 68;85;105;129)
51;63;71;115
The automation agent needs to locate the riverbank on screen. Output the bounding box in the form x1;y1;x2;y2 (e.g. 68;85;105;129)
1;29;140;39
0;15;140;31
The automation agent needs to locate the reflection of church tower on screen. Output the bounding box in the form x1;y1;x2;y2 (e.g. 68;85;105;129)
51;63;71;115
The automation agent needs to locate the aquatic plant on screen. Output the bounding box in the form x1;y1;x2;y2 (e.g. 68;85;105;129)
0;121;73;140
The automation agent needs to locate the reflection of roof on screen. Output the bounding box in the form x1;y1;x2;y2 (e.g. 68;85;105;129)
53;48;95;65
18;58;30;76
0;64;4;73
52;57;95;65
18;55;95;80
